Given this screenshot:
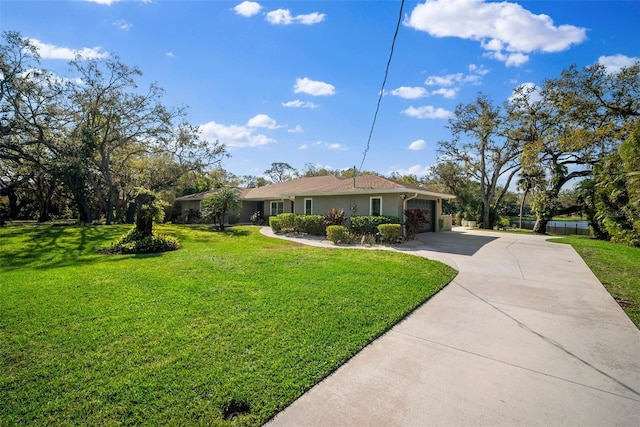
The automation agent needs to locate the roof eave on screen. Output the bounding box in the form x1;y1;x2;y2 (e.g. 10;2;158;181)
281;188;456;199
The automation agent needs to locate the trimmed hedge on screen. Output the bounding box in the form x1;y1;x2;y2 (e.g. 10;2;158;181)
351;215;400;235
270;213;325;236
269;216;282;233
278;213;296;232
378;224;402;243
326;225;350;244
294;215;325;236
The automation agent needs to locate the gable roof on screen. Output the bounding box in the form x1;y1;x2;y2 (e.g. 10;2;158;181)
176;175;454;202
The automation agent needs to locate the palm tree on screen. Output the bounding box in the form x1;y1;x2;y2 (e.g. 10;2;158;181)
516;165;546;229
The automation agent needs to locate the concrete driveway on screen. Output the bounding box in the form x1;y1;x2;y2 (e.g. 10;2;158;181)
264;227;640;426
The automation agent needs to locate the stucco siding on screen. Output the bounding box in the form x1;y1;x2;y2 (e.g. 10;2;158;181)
179;200;201;213
293;194;406;218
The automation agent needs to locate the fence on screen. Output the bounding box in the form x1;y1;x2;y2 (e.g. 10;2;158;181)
511;220;591;236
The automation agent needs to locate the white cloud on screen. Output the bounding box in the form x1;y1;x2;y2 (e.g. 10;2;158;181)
288;125;304;134
387;86;429;99
298;144;309;150
422;64;487;98
166;52;175;58
113;20;133;31
388;164;431;178
314;141;348;151
431;88;458;99
200;120;274;148
266;9;325;25
598;54;639;74
28;38;108;60
509;82;543;104
408;139;427;150
22;68;84;87
246;114;281;129
402;105;453;119
86;0;119;4
294;77;335;96
281;99;319;109
296;12;325;25
405;0;587;66
234;1;262;17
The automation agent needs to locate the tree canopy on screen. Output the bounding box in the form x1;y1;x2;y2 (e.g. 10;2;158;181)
0;31;227;224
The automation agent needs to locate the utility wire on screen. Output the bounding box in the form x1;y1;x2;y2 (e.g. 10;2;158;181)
359;0;405;173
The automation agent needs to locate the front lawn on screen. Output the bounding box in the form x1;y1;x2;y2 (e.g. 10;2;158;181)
550;235;640;328
0;224;456;426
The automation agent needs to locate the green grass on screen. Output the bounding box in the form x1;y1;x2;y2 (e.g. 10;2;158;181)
0;224;456;426
549;235;640;328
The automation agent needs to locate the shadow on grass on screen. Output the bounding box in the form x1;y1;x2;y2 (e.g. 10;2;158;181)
0;225;133;271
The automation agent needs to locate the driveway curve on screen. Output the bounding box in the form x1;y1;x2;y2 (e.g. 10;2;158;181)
263;227;640;426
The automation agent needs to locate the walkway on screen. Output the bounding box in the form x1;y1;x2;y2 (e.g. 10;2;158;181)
263;227;640;426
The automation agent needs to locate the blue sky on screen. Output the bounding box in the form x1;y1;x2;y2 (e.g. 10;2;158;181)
2;0;639;179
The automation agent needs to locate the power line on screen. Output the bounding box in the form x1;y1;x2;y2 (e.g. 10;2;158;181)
359;0;405;173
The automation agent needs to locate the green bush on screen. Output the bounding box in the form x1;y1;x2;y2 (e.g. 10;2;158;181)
294;215;325;235
404;209;430;240
269;216;282;233
351;215;400;235
277;213;296;232
324;208;344;226
113;228;181;254
326;225;350;244
378;224;401;243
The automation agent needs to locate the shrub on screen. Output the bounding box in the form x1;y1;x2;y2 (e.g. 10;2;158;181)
228;211;240;225
295;215;325;235
250;211;264;226
496;217;511;229
277;213;296;232
326;225;350;244
351;215;400;235
113;228;181;254
324;208;344;226
404;209;430;240
269;216;282;233
378;224;401;243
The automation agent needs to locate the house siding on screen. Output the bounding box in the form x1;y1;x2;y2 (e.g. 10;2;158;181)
293;194;404;218
179;200;201;213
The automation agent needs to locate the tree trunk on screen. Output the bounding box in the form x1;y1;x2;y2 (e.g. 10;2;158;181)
482;199;492;229
135;193;155;238
7;190;20;219
519;189;529;229
533;218;548;234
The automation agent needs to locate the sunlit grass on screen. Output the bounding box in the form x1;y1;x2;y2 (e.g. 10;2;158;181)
0;224;456;426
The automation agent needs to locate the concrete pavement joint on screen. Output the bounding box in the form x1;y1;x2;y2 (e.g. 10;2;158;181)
457;283;640;399
505;239;526;280
391;329;640;403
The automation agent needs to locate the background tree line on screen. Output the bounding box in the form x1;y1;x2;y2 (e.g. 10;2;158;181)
2;31;638;246
430;60;639;245
0;32;226;224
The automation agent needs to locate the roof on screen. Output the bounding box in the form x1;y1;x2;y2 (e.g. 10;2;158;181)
176;175;455;202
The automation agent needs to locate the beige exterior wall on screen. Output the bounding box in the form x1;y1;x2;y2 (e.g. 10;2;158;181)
293;193;447;233
179;200;201;213
179;193;449;231
293;194;405;218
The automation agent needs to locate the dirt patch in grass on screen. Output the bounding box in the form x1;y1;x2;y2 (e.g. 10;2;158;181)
615;296;639;310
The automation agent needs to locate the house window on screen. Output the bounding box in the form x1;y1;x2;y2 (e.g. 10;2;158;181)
304;198;313;215
370;197;382;216
270;201;284;216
